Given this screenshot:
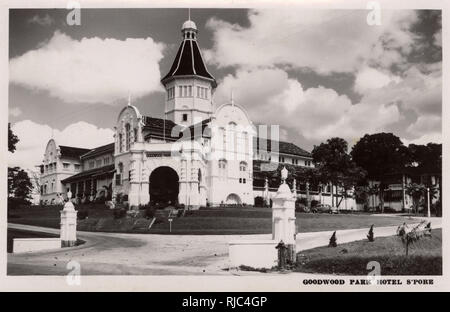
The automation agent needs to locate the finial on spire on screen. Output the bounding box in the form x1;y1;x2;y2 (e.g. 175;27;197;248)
188;8;191;21
127;92;131;106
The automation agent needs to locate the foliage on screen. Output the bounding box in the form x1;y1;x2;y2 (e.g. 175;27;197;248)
351;133;410;178
310;199;319;208
113;208;127;219
400;221;432;256
351;133;409;213
405;183;437;214
77;210;89;220
8;197;31;209
254;196;265;208
367;224;374;242
8;167;33;203
328;231;337;247
8;123;19;153
312;137;366;207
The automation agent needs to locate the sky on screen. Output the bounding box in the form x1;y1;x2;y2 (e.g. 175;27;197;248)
8;8;442;171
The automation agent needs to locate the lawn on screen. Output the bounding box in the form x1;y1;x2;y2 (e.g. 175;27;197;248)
8;205;418;235
295;229;442;275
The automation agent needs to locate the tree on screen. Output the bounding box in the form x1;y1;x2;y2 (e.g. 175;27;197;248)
351;133;410;212
8;123;19;153
8;167;33;202
312;137;365;208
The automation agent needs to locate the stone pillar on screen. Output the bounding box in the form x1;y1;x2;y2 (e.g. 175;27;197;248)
60;191;77;247
272;167;296;264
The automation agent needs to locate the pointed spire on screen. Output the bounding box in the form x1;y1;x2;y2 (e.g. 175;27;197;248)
188;8;191;21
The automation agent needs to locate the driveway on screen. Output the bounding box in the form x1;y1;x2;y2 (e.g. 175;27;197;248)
8;216;440;275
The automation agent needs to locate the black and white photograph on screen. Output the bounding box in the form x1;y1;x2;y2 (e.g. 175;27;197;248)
2;0;447;292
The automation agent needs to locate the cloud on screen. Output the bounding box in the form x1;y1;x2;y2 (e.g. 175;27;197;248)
9;107;22;117
205;9;418;74
402;132;442;146
215;68;400;143
354;67;401;94
28;14;54;26
10;31;165;104
8;120;114;171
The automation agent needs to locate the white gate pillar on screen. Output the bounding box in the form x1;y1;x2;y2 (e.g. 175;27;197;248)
272;167;296;263
60;191;77;247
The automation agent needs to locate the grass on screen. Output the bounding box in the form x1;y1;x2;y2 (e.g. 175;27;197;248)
8;205;418;235
295;229;442;275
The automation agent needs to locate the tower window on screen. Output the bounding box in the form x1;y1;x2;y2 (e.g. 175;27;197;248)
125;123;131;151
182;114;188;122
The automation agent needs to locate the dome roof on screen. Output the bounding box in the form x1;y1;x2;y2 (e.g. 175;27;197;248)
182;20;197;31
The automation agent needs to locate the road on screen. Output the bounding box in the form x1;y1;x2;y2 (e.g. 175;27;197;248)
8;216;440;275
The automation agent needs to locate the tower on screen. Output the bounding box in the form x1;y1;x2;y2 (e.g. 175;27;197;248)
161;18;217;126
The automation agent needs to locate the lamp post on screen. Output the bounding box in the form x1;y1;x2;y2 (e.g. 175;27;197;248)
427;187;431;218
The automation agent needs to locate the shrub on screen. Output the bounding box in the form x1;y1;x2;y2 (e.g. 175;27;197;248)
367;225;374;242
310;200;319;208
328;231;337;247
254;196;265;207
113;208;127;219
77;210;89;220
145;206;156;219
8;197;31;209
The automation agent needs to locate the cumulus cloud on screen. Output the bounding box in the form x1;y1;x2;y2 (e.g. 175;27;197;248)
354;67;401;94
9;107;22;117
215;68;400;142
10;31;165;104
8;120;114;171
205;9;418;74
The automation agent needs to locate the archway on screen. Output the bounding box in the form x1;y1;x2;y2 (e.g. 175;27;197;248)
226;193;242;205
149;166;179;206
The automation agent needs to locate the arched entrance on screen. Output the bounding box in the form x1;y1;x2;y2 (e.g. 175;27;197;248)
149;166;179;206
226;193;242;205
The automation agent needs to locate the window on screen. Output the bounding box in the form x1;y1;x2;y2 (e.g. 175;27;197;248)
219;159;227;169
96;159;102;167
104;157;110;165
125;123;131;151
182;114;188;122
243;178;246;184
74;164;81;171
115;174;122;186
63;163;70;170
179;86;183;97
134;128;138;142
239;161;247;172
89;161;95;169
280;156;285;163
119;133;123;153
188;86;192;97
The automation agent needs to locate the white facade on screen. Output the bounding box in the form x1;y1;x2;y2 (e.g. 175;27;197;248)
40;139;84;205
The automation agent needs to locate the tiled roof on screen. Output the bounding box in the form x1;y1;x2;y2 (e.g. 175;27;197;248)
254;138;311;158
161;39;216;87
143;116;181;141
59;146;91;158
61;164;115;184
81;143;114;159
143;116;212;141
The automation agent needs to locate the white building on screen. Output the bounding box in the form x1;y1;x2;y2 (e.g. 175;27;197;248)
39;18;315;208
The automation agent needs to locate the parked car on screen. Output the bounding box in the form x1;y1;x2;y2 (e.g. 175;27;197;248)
312;204;331;213
329;206;339;214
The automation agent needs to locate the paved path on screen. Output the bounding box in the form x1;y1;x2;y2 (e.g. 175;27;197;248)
8;216;441;276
